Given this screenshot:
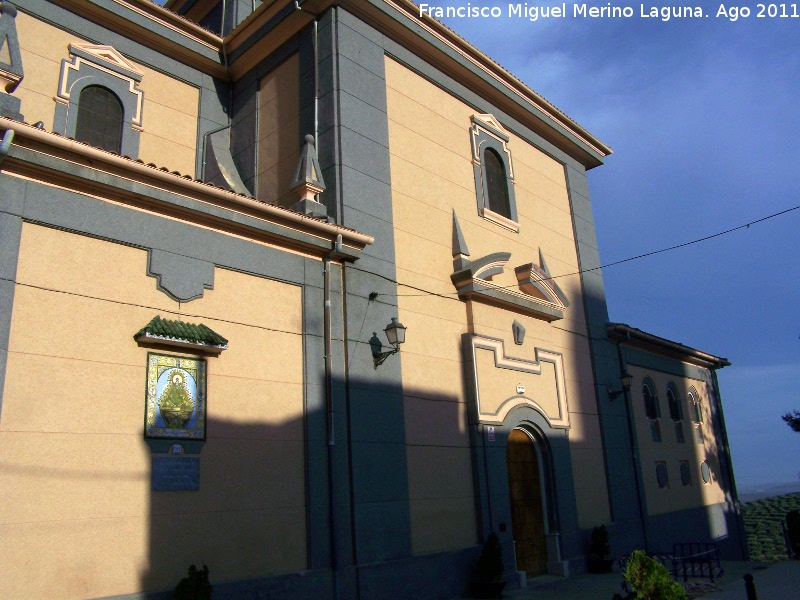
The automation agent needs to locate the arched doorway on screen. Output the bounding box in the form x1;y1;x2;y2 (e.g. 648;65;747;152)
506;428;548;576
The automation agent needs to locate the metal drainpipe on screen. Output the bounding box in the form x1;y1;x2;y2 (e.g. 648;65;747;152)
0;129;14;168
324;234;342;600
314;17;319;148
295;0;319;146
200;1;233;183
615;342;650;552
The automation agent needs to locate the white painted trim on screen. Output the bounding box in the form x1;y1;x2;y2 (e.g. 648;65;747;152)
58;56;145;127
470;334;570;427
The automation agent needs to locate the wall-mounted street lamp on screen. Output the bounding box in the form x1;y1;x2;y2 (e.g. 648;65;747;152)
372;317;407;369
608;371;633;400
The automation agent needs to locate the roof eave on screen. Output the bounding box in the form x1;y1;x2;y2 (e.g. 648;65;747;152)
223;0;611;168
607;322;731;370
0;118;373;259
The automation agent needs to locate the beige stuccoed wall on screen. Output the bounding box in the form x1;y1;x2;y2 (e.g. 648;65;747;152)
384;56;610;554
13;12;199;175
628;366;726;517
0;223;306;599
257;53;299;207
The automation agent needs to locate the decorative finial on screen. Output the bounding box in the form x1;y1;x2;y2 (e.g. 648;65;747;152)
290;134;328;218
452;210;471;271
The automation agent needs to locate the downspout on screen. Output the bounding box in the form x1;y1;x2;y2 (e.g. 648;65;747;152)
295;0;320;145
313;17;319;147
199;1;233;182
0;129;14;168
614;341;650;552
297;6;336;593
324;233;343;600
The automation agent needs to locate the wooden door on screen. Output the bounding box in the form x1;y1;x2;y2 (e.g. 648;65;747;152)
506;429;548;576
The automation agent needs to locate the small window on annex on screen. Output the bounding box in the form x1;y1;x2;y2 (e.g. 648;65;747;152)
642;377;661;443
689;387;704;444
680;460;692;486
469;114;518;231
666;382;685;444
656;461;669;489
75;86;124;154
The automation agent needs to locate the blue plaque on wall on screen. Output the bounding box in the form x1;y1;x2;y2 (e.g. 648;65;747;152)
152;456;200;491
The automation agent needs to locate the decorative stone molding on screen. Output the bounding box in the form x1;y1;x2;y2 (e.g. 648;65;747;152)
54;43;144;156
466;334;570;427
0;2;23;121
470;113;518;230
514;255;570;309
450;212;568;321
147;249;215;302
512;320;525;345
0;2;22;92
290;134;327;218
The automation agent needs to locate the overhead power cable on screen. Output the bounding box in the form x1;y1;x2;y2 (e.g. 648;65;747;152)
348;202;800;299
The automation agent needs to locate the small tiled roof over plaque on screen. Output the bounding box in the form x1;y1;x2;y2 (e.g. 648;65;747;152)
134;315;228;355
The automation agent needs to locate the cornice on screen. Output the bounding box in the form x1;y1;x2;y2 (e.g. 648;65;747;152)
607;323;731;370
45;0;227;78
0;118;373;258
224;0;610;167
45;0;611;166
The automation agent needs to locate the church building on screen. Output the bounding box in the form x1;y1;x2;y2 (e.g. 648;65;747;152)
0;0;746;597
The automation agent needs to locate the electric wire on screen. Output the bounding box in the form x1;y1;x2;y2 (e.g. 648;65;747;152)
348;202;800;300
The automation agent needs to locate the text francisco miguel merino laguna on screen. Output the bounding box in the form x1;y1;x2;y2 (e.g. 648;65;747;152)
418;3;714;21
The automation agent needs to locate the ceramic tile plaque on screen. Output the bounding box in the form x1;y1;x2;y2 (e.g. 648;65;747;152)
145;352;207;440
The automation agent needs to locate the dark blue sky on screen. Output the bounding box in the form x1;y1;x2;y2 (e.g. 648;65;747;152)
439;2;800;487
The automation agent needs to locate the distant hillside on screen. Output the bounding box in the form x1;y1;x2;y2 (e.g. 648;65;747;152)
742;492;800;561
739;482;800;503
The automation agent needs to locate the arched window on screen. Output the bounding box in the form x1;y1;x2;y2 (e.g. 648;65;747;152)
666;383;685;443
643;379;659;419
666;384;682;421
469;115;518;230
688;388;703;423
484;148;511;219
642;378;661;442
75;86;124;154
688;387;704;444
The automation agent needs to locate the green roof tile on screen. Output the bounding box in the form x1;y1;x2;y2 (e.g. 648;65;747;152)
134;316;228;350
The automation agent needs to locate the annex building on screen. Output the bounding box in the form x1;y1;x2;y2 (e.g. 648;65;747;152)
0;0;747;597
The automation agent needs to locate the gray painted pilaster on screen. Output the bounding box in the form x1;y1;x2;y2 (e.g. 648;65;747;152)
0;198;23;420
564;163;646;553
321;7;413;578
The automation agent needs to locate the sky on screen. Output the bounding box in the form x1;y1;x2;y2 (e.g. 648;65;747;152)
436;1;800;488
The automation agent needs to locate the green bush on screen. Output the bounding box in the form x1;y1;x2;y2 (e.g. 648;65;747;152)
475;532;504;582
590;525;611;559
615;550;686;600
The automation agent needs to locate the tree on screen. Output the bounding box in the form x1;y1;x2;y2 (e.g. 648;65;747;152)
782;411;800;433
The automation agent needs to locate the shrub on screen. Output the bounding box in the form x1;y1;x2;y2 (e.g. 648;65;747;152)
616;550;686;600
173;564;212;600
475;532;504;582
590;525;611;559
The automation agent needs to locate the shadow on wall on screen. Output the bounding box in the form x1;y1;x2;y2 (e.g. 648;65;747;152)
636;373;744;559
137;373;475;600
140;415;309;597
